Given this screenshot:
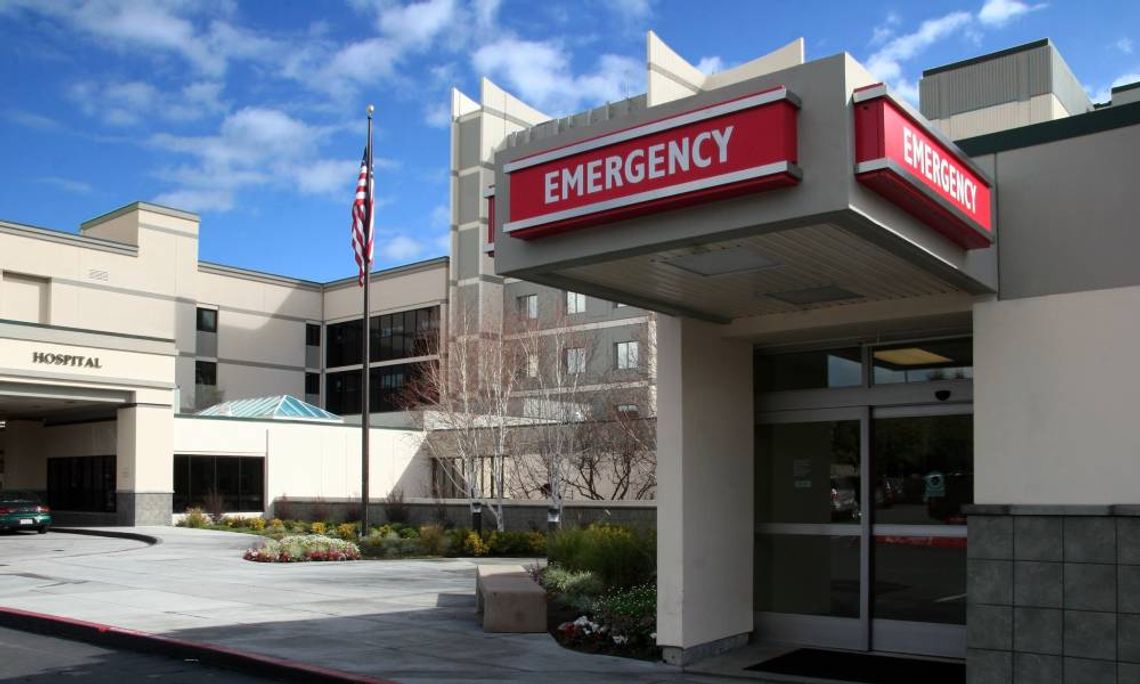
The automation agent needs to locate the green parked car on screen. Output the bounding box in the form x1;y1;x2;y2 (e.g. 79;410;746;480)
0;490;51;534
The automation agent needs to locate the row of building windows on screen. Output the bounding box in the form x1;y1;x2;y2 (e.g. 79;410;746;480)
326;306;440;368
516;292;629;319
195;307;438;368
516;340;641;378
324;361;436;415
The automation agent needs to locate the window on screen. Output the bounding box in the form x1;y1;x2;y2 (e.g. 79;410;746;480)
566;291;586;314
195;360;217;387
755;348;862;392
525;353;538;378
305;372;320;395
616;404;639;418
173;455;265;512
196;307;217;333
325;361;436;415
326;307;440;368
306;323;321;347
517;294;537;319
565;347;586;374
615;341;639;370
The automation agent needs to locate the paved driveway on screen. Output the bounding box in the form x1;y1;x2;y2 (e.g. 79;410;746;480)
0;528;730;684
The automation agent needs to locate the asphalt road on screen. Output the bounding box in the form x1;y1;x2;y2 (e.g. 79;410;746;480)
0;625;281;683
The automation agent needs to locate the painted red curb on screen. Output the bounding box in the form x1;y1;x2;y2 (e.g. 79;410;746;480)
0;606;398;684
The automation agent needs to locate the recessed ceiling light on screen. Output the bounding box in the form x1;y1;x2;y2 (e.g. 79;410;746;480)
661;246;781;277
873;348;953;366
766;285;863;306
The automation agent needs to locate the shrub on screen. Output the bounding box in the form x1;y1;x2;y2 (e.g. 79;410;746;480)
548;524;655;589
182;507;209;529
418;524;446;555
335;522;358;540
310;521;327;535
462;531;488;556
244;534;361;562
288;520;309;534
268;518;285;532
248;517;266;532
543;566;604;612
382;487;410;524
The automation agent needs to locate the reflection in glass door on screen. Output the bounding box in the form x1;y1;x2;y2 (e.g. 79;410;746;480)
754;410;868;650
871;407;971;656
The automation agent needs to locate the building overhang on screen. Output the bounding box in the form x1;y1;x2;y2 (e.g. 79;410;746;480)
489;54;997;324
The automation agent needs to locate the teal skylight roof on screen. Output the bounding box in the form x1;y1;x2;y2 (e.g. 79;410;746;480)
196;395;343;423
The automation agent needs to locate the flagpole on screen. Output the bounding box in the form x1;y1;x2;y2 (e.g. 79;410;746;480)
361;104;374;539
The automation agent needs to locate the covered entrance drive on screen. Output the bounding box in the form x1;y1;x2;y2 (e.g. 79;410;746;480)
754;338;972;658
0;320;177;525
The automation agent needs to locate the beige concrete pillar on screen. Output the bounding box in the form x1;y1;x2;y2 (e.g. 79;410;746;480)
116;403;174;525
2;420;45;491
656;315;754;664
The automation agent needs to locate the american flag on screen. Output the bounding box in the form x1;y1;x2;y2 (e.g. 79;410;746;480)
351;146;374;286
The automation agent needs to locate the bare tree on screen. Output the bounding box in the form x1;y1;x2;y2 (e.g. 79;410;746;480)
408;304;521;531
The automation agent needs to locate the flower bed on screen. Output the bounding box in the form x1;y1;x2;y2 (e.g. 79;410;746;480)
541;524;659;660
243;534;361;562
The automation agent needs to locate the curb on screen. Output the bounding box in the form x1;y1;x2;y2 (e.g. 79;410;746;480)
53;528;162;546
0;607;397;684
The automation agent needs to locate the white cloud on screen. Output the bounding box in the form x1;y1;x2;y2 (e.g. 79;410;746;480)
977;0;1045;27
609;0;651;21
377;0;456;48
4;1;280;77
870;12;901;46
1116;38;1133;55
864;11;973;104
37;177;94;194
152;188;235;212
430;204;450;228
424;101;451;128
1088;73;1140;104
380;234;426;261
69;79;227;127
148;107;356;212
696;56;724;75
472;38;643;115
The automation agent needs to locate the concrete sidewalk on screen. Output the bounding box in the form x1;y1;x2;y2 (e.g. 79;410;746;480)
0;528;731;683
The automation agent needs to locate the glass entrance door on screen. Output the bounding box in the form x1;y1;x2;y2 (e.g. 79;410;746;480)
870;405;971;657
754;408;868;650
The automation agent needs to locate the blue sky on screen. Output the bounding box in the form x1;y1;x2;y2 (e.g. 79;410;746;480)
1;0;1137;282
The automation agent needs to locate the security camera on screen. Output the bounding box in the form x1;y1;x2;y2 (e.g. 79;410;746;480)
934;390;951;401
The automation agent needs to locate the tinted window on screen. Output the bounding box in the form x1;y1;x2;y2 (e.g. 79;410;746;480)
756;348;862;392
196;308;217;333
325;361;437;415
173;455;265;513
195;361;217;386
306;324;321;347
305;372;320;395
47;456;116;512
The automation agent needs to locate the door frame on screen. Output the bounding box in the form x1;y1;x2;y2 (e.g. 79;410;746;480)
754;338;973;657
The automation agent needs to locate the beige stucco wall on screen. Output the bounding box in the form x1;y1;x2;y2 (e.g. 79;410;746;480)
656;315;754;655
930;93;1067;140
974;285;1140;505
323;261;448;324
173;417;430;513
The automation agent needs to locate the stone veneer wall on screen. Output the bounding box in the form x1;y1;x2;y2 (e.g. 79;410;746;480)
965;505;1140;684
